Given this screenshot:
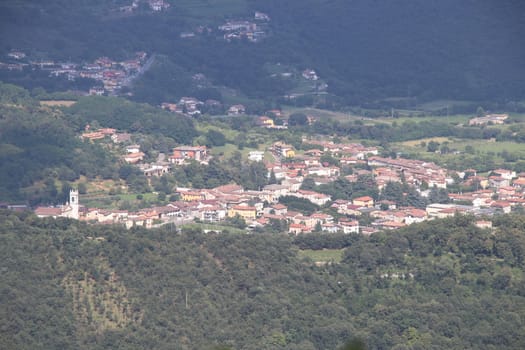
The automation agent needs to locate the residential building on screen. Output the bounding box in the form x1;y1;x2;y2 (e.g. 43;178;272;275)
228;205;257;221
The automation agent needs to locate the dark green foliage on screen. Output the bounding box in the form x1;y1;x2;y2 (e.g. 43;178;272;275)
428;187;450;204
225;214;247;229
205;130;227;147
2;211;525;349
1;1;524;104
66;96;197;144
279;195;320;215
0;99;118;203
315;175;379;202
288;113;308;126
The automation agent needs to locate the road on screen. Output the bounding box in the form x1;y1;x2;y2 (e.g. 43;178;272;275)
122;53;156;88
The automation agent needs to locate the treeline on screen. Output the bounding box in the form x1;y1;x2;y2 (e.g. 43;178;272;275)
1;210;525;349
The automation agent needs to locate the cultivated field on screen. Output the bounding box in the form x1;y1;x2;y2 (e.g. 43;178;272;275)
40;100;77;107
298;249;344;264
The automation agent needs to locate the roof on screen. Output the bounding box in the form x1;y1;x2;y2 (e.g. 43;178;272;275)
214;184;243;194
353;196;374;202
35;207;63;216
231;205;256;211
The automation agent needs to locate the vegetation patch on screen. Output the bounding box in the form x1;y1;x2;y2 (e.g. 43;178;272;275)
40;100;77;107
298;248;344;264
62;257;142;335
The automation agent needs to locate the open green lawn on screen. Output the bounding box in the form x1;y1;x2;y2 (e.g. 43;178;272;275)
80;192;160;209
196;122;240;140
298;249;344;263
181;222;246;234
283;107;363;121
453;140;525;154
398;138;525;155
375;114;471;125
283;106;473;125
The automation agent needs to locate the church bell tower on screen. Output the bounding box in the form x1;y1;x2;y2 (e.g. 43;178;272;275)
69;188;79;219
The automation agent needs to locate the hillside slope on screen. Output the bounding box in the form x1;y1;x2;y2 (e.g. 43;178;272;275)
1;211;524;349
1;1;524;104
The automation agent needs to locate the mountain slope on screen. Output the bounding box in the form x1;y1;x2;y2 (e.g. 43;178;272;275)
2;211;525;349
1;1;524;104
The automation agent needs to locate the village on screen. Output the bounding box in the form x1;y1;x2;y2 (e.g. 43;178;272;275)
34;112;523;234
0;50;151;96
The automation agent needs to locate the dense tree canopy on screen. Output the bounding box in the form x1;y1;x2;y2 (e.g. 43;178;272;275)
2;210;524;349
1;1;524;105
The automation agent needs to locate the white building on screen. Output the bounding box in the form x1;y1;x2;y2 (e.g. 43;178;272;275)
248;151;264;162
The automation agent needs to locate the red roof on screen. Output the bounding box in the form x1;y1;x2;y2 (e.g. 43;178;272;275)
353;196;374;202
35;207;62;216
232;205;256;211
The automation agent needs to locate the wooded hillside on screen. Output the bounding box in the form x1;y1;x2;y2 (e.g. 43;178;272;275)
1;211;524;349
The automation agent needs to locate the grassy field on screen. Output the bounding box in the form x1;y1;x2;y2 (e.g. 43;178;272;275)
283;106;472;125
196;122;240;140
283;107;363;121
40;100;77;107
375;114;471;125
400;137;456;147
80;192;160;209
298;249;344;264
398;138;525;155
181;222;246;234
453;140;525;154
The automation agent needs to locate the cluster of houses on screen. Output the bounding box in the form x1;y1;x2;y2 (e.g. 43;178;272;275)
35;121;525;233
161;96;246;117
218;11;270;42
468;113;508;126
0;50;149;95
33;158;518;232
119;0;170;13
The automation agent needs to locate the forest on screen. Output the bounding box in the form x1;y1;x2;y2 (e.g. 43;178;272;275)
1;210;524;349
1;1;524;107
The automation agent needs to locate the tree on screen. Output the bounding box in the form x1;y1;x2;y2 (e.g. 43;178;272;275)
476;106;486;117
226;214;247;229
429;186;450;204
268;170;278;185
427;141;440;153
300;177;316;191
206;130;227;147
77;182;87;195
288;113;308;126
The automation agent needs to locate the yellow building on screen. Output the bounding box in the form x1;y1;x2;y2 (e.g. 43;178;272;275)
180;191;204;202
284;149;295;158
228;205;257;220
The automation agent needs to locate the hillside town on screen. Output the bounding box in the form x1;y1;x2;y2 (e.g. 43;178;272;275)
0;50;151;95
33;121;524;234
